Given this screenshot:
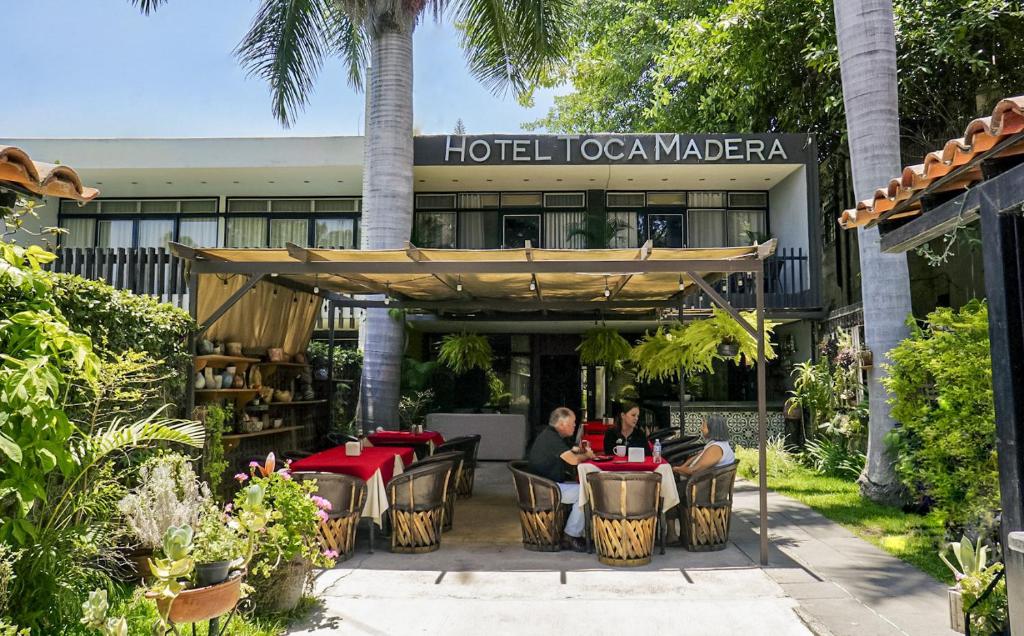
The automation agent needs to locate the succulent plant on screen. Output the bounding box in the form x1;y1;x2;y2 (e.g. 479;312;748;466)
80;589;109;630
940;534;990;582
161;525;194;561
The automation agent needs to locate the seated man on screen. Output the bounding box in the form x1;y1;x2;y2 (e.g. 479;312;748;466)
527;406;595;552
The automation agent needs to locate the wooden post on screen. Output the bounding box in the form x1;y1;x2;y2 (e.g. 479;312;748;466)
328;300;337;436
756;262;769;566
186;269;199;421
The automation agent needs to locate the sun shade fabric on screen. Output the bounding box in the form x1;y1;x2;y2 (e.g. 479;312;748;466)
197;274;321;356
182;243;769;314
0;145;100;201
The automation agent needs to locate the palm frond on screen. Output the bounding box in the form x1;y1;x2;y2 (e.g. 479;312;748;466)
90;410;204;457
325;1;369;90
127;0;169;15
235;0;344;127
455;0;573;96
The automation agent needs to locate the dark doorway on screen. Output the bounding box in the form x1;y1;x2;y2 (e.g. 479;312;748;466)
535;340;582;438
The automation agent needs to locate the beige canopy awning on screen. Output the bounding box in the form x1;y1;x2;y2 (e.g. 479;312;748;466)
175;241;775;314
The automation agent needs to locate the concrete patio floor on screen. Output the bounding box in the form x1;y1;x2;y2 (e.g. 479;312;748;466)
288;462;957;636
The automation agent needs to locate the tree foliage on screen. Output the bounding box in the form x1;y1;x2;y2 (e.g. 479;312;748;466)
532;0;1024;167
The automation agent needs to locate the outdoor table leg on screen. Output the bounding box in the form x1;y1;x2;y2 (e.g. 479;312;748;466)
659;498;666;555
369;519;374;554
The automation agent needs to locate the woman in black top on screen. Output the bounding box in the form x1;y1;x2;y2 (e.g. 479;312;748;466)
603;402;648;455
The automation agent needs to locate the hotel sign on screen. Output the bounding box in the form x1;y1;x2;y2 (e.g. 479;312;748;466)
414;134;809;166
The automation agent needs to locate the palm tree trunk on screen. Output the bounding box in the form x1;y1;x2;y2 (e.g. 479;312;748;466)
833;0;912;504
359;16;415;430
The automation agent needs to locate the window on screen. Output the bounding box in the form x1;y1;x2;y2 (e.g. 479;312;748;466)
181;200;218;214
648;214;684;248
687;209;725;247
270;199;312;213
728;192;768;208
544;211;586;249
688;192;725;208
227;199;270;213
607;192;646;208
60;218;95;247
179;218;219;248
270;218;308;247
727;210;768;246
101;201;139;215
543;192;585;208
315;218;356;248
97;220;134;248
416;194;457;209
646;192;686;206
500;193;542;207
226;218;267;248
503;215;541;248
138;219;175;248
414;211;456;248
458;211;500;249
140;200;178;214
458;193;499;209
607;211;638;248
314;198;359;213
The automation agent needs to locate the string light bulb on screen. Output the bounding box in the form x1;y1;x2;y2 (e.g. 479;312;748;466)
679;276;685;291
529;279;536;292
456;275;463;292
313;286;320;294
603;276;611;298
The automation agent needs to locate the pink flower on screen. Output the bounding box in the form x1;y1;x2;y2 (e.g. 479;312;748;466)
284;459;293;468
279;470;292;480
316;509;329;522
224;503;234;513
234;473;248;482
310;495;333;511
323;549;338;559
248;461;261;469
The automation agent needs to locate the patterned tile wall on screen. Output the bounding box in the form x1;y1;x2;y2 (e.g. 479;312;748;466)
672;408;784;449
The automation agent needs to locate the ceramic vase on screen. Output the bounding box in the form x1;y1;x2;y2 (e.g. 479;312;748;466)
221;368;235;389
212;374;223;390
248;365;262;389
203;367;215;389
232;373;244;389
194;372;206;390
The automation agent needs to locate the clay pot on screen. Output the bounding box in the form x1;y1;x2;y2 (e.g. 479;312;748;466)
212;341;224;355
226;341;243;357
197;339;214;355
273;390;292;403
259;386;274;402
267;348;284;362
248;366;262;389
195;372;206;390
717;341;739;357
195;561;233;587
293;352;307;365
250;558;308;614
149;574;242;625
232;374;245;389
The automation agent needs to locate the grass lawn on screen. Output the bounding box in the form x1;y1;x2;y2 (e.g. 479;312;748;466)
735;446;952;584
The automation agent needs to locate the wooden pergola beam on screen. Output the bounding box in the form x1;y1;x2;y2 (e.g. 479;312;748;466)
607;239;653;301
405;242;473;299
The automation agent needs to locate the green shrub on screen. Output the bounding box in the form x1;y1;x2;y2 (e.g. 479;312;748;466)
46;273;194;408
802;437;865;479
884;300;996;535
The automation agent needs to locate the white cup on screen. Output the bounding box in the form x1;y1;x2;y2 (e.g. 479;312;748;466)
613;445;627;458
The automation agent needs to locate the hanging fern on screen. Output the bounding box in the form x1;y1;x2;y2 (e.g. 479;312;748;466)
631;310;778;381
438;333;493;374
577;327;632;370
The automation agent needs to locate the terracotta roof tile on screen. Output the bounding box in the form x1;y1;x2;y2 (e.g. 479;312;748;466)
0;145;99;202
840;95;1024;229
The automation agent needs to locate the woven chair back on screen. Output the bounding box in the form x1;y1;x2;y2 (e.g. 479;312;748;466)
508;461;561;511
586;472;661;519
685;461;739;507
415;451;464;475
388;461;453;512
436;435;481;468
292;472;368;518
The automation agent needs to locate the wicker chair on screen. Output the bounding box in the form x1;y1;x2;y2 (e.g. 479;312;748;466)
387;461;454;553
508;461;568;552
676;460;739;552
586;472;662;567
292;472;367;562
413;451;464;531
435;435;481;499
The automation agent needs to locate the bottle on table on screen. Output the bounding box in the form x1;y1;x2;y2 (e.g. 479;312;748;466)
653;439;662;464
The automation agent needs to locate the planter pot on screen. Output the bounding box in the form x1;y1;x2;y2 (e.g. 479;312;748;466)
717;342;739;357
251;557;309;614
150;573;242;625
125;547;154;582
949;587;966;634
195;560;233;587
859;349;874;368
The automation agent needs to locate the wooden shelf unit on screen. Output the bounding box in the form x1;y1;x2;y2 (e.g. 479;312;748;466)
221;425;303;452
194;355;261;372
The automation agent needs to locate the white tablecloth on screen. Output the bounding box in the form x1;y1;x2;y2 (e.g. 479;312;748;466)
575;463;680;513
362;454;407;527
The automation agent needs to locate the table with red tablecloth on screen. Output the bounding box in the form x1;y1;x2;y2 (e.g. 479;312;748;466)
583;420;613;435
576;455;680;512
291;445;416;526
367;430;444;457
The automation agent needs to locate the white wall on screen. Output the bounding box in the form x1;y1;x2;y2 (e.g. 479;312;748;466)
768;165;810;255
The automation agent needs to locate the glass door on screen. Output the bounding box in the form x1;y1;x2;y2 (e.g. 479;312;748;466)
503;214;541;248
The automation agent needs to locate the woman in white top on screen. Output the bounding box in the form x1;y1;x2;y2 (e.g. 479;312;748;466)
672;415;735;477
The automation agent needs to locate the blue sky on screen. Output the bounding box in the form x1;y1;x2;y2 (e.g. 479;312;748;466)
2;2;562;137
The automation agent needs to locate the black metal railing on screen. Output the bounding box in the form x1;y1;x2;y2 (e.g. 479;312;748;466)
684;248;816;311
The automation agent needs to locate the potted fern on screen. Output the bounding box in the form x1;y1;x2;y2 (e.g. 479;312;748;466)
577;327;632;371
437;333;493;374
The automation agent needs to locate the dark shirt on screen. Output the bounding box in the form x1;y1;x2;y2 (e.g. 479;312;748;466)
603;426;649;456
527;427;573;483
